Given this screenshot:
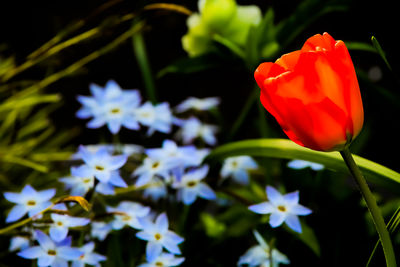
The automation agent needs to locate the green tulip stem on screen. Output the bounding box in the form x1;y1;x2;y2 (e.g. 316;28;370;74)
340;147;396;267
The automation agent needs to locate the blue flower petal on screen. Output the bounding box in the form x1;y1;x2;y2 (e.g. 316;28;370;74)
17;246;43;259
6;205;27;223
57;246;84;260
146;242;162;262
285;214;302;233
248;202;274;215
50;227;69;242
35;230;55;251
38;254;55;266
269;213;286;228
197;183;216;200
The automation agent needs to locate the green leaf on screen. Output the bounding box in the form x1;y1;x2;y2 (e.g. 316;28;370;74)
212;34;245;59
244;8;278;68
345;42;376;53
371;36;392;71
0;154;48;172
206;139;400;189
293;222;321;256
200;212;226;238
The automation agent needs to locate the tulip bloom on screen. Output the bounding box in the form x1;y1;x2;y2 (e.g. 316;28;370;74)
254;32;364;151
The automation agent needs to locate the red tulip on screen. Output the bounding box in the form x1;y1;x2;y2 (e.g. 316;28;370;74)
254;32;364;151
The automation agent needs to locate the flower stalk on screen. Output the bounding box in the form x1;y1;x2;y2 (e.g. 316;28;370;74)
340;147;396;267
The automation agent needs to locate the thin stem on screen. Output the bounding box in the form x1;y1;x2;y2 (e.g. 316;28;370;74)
340;147;396;267
132;30;157;103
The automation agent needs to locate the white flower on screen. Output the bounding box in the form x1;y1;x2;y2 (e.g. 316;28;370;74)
135;102;173;136
175;96;220;113
249;186;312;233
220;156;258;185
176;117;218;146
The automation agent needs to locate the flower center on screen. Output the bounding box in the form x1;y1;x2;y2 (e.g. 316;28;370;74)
47;249;57;256
186;181;197;187
152;162;160;169
154;233;162;240
95;165;104;171
277;205;287;212
155;262;164;267
57;221;63;226
110;108;121;114
83;178;92;184
122;215;131;222
26;200;36;206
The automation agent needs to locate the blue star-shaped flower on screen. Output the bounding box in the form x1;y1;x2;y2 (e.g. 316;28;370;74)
249;186;312;233
238;230;290;267
172;165;216;205
138;250;185;267
78;145;127;183
49;214;90;242
220;156;258;185
136;213;184;260
3;185;56;223
76;80;141;134
135;102;173;136
17;230;83;267
71;242;106;267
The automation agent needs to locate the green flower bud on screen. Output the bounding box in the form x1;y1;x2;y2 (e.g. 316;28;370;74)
200;0;237;32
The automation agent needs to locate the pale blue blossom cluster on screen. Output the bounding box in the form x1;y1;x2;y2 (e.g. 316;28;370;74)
3;185;106;267
2;79;316;266
238;230;290;267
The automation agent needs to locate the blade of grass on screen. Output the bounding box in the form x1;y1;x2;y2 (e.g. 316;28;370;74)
132;28;157;103
6;22;144;102
371;36;392;71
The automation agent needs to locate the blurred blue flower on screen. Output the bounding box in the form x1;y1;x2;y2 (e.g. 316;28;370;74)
238;230;289;267
17;230;83;267
49;214;90;242
9;236;30;252
71;242;106;267
145;139;204;168
59;166;95;197
220;156;258;185
249;186;312;233
95;170;128;195
135;101;173;135
133;157;176;187
136;213;184;260
172;165;216;205
176;117;218;146
90;221;112;241
287;159;324;171
139;250;185;267
107;201;151;230
78;145;127;183
71;144;143;160
175;96;220;113
142;177;168;201
76;80;142;134
3;185;56;223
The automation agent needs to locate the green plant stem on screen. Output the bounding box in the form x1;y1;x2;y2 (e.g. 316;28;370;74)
340;147;396;267
132;30;157;103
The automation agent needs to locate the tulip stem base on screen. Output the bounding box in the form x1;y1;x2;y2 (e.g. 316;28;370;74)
340;148;396;267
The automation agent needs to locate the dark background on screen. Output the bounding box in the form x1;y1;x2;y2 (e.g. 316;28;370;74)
1;1;399;266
